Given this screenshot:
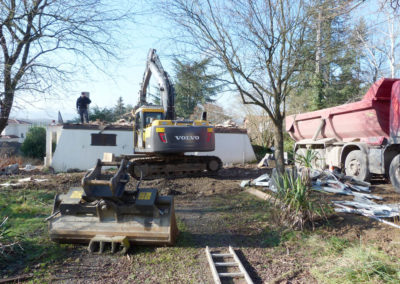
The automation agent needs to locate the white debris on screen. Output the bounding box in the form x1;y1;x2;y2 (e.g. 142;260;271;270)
0;177;48;187
252;173;270;187
240;173;271;188
23;164;36;171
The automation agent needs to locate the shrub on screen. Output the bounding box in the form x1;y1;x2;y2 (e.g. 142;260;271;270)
296;149;320;186
295;149;319;168
273;172;331;230
21;127;46;159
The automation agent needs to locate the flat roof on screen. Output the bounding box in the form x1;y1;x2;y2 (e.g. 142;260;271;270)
62;123;132;131
62;123;247;134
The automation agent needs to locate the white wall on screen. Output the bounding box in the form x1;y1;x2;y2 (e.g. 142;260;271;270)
49;128;133;171
2;124;31;143
190;133;256;164
47;128;256;172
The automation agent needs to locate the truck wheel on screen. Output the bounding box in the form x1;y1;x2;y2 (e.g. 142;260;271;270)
389;154;400;193
345;150;370;181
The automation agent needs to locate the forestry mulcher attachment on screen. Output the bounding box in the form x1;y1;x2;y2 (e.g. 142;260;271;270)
48;159;178;253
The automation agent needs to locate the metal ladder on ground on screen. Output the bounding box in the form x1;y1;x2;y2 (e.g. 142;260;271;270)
205;246;254;284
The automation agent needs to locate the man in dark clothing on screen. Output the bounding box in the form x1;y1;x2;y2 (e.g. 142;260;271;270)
76;92;91;123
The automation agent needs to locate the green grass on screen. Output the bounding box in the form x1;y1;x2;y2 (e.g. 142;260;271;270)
0;187;67;277
129;217;201;283
304;235;400;283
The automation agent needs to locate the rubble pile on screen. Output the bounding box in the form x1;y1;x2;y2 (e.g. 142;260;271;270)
215;119;238;128
241;168;400;229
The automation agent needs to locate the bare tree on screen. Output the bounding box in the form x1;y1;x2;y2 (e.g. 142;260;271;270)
355;0;400;80
0;0;132;133
162;0;310;173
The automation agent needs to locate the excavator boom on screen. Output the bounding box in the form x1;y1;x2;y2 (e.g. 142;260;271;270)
138;49;175;120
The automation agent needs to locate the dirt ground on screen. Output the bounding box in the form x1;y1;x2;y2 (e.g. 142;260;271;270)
1;165;400;283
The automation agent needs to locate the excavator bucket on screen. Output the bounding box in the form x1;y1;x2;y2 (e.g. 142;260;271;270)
47;159;179;253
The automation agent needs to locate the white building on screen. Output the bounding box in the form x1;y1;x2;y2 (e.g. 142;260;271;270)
45;124;256;172
0;119;32;143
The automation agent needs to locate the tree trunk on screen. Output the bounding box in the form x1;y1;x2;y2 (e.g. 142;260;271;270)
273;116;285;175
0;88;14;134
315;9;322;75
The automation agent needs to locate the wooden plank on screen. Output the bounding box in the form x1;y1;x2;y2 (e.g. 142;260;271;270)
245;188;274;201
205;246;222;284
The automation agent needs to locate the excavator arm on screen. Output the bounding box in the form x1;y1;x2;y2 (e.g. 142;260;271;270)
138;49;175;120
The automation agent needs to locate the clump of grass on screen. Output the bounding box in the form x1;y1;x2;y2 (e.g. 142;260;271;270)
312;243;400;283
295;149;319;168
0;217;23;258
0;188;66;276
296;149;320;186
272;172;331;230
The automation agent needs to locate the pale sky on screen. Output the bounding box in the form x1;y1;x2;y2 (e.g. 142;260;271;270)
11;3;180;121
9;0;396;122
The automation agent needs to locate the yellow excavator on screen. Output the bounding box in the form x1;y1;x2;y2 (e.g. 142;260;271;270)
47;49;220;252
122;48;222;179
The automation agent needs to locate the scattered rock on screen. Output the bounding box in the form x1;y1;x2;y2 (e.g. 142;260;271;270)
1;163;19;175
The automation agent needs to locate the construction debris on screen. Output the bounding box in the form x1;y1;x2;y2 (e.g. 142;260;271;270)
240;173;271;189
0;163;19;175
242;168;400;229
335;204;400;229
23;164;36;171
215;119;238;128
257;153;275;168
257;151;289;168
0;177;48;187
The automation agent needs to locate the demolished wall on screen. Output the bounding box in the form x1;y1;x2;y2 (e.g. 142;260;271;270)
46;124;256;172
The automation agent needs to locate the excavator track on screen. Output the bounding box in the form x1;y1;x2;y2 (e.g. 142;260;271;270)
127;155;222;180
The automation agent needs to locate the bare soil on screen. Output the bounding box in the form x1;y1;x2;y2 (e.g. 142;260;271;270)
1;165;400;283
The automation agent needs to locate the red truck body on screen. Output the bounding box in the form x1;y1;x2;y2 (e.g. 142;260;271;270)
286;78;400;192
286;78;400;144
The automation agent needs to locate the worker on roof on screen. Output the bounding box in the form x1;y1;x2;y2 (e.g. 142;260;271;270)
76;92;91;124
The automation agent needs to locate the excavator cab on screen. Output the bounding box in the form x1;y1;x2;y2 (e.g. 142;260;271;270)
133;106;165;149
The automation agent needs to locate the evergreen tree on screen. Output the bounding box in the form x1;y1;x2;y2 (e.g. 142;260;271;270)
114;96;126;118
89;106;116;122
173;58;222;118
288;0;366;113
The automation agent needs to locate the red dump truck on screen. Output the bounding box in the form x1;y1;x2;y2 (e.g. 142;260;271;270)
286;78;400;192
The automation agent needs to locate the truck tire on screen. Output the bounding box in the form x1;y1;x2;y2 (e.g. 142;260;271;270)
345;150;370;181
389;154;400;193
